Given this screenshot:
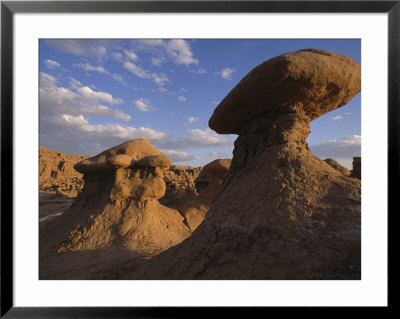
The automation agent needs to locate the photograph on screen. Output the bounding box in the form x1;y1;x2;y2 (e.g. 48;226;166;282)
38;39;362;280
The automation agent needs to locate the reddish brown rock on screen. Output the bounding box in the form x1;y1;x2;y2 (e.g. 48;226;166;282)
126;50;361;280
209;49;361;134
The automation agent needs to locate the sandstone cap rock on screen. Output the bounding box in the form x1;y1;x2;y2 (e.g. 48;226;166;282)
74;139;164;174
136;154;173;169
209;49;361;134
202;159;231;173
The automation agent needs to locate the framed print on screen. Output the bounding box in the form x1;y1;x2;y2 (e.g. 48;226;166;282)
1;0;395;317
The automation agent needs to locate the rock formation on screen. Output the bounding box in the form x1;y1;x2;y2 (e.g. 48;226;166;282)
351;157;361;179
178;159;231;230
40;139;191;266
324;158;351;177
39;146;88;196
160;165;202;209
126;49;361;280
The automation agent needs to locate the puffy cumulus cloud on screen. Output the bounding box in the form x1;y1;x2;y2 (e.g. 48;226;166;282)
45;40;109;57
40;114;169;157
178;95;187;102
160;149;200;163
187;116;199;123
44;59;60;69
215;67;236;80
310;135;361;168
40;72;129;122
134;98;156;112
165;39;199;66
39;73;171;156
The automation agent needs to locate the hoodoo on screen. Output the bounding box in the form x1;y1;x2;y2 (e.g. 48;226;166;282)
126;49;362;280
40;139;191;278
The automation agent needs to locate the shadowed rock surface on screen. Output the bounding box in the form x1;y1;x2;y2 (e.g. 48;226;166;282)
125;49;361;280
40;139;191;279
351;157;361;179
177;159;231;231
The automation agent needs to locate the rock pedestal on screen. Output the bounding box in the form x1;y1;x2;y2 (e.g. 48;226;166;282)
126;49;362;280
40;139;191;260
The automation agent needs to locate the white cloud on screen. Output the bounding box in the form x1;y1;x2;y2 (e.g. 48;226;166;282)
40;72;129;122
123;61;150;78
152;73;170;86
165;39;199;66
310;135;361;167
215;67;236;80
197;68;207;74
173;128;234;148
208;152;230;158
151;57;165;66
74;62;107;74
344;112;353;115
134;98;156;112
331;115;343;120
124;49;139;61
112;52;124;62
160;149;200;163
178;95;187;102
135;39;199;66
46;40;108;57
44;59;60;69
187;116;199;123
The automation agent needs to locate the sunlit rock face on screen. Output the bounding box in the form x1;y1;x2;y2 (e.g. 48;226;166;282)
40;139;191;260
126;49;362;280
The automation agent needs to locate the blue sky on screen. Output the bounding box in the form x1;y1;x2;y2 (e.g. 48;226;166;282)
39;39;361;168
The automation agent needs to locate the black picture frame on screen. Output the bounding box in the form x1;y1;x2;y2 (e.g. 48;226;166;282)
1;1;395;317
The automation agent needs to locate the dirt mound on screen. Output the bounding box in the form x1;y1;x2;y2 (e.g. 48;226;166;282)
125;49;361;280
39;146;88;194
40;139;191;279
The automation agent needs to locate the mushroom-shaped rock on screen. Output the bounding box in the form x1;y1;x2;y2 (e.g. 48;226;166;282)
209;49;361;134
106;154;135;169
40;139;191;279
323;158;351;177
202;159;231;173
125;50;362;281
74;138;163;174
136;154;172;170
